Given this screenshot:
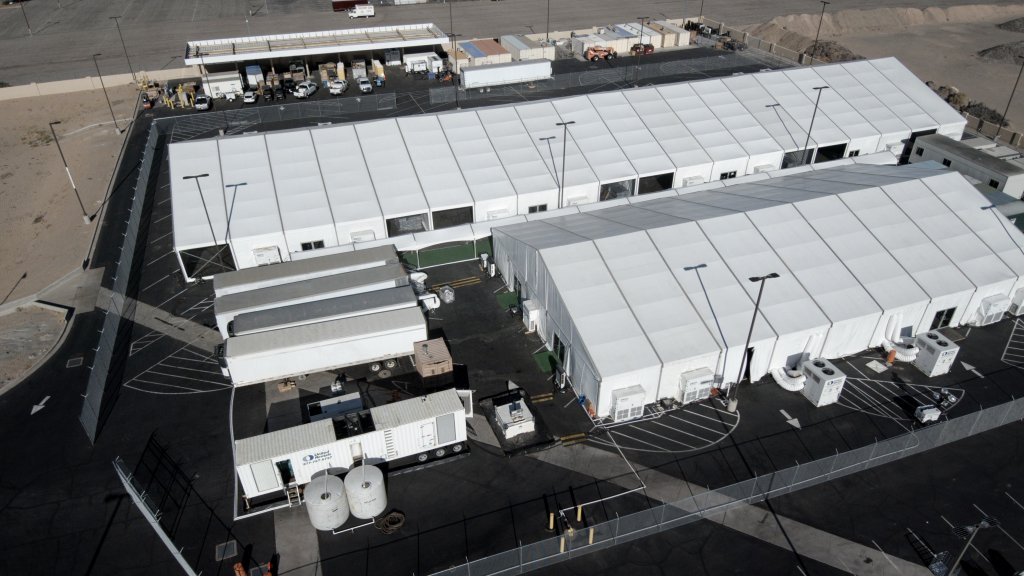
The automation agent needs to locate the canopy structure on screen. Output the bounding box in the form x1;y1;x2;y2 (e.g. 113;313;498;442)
169;58;967;279
492;164;1024;418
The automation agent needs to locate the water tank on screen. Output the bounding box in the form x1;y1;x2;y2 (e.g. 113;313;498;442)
304;473;349;531
345;464;387;519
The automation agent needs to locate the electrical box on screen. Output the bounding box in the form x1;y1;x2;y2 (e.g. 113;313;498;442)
414;338;453;377
800;359;846;407
495;398;535;439
522;299;542;333
611;385;645;422
913;331;960;377
677;367;714;405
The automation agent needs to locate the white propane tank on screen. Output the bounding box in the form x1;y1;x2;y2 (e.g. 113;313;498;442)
344;464;387;519
304;473;349;531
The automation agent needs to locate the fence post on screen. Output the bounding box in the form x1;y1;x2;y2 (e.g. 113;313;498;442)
969;408;984;436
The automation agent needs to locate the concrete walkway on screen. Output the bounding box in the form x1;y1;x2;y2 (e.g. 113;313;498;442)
531;442;929;575
96;287;221;353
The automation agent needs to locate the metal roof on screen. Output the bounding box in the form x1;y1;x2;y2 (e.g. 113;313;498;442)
370;388;465;430
214;245;397;296
235;419;336;466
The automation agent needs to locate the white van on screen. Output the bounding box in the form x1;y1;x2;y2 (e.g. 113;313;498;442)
348;4;374;18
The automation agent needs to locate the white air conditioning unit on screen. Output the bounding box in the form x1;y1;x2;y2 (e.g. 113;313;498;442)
975;293;1010;326
566;196;589;207
677;367;715;405
611;385;645;422
350;230;376;242
800;359;846;407
680;175;705;187
752;164;775;174
522;299;542;333
913;331;959;377
1008;287;1024;316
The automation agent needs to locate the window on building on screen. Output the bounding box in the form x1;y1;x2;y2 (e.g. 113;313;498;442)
941;158;952;167
386;213;428;237
915;147;924;156
528;204;547;214
719;171;737;180
300;240;325;251
599;179;636;201
990;179;1000;189
848;150;860;157
432;206;473;230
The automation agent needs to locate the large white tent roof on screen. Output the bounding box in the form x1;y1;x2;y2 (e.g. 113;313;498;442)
492;164;1024;382
170;58;966;258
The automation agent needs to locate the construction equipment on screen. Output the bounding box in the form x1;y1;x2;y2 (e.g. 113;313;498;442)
630;43;655;56
585;46;617;61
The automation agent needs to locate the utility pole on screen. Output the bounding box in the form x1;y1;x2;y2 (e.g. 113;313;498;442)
635;16;649;87
555;121;575;209
92;54;121;134
802;86;829;165
110;16;137;85
546;0;551;44
182;174;219;251
995;59;1024;143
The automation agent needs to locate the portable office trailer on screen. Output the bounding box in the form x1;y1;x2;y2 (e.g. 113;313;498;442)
460;60;552;89
206;70;244;98
403;52;444;74
616;23;662;48
220;307;428;386
499;35;555;61
214;262;409;338
235;388;468;500
647;22;679;47
458;39;512;67
214;245;398;297
229;285;418;336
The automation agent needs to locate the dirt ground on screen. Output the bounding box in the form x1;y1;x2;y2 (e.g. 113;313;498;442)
0;305;65;392
744;4;1024;129
0;83;137;305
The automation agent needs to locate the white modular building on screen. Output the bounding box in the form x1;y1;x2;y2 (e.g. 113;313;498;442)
169;58;967;279
491;164;1024;419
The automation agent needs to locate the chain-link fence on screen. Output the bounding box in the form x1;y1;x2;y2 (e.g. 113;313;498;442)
431;396;1024;576
79;123;160;442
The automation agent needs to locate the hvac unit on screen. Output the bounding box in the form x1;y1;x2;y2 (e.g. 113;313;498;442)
912;331;960;377
752;164;775;174
677;367;715;405
975;293;1010;326
522;299;542;333
611;385;646;422
680;175;705;187
800;359;846;407
1009;288;1024;316
567;196;589;207
350;230;376;242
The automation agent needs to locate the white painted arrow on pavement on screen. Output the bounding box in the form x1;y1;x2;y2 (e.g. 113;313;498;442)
779;409;801;429
961;362;985;379
31;395;50;415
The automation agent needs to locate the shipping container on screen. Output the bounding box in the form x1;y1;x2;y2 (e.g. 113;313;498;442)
219;306;428;386
244;65;265;89
235;388;470;500
214;262;409;338
214;245;399;298
461;59;553;89
499;35;555;61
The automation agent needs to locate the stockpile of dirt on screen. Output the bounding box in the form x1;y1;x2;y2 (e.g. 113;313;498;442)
755;5;1024;38
927;82;1007;126
977;41;1024;64
997;17;1024;32
803;41;863;63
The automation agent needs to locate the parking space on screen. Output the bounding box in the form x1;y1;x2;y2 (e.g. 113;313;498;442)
1002;317;1024;367
122;341;231;396
837;376;963;424
589;401;740;454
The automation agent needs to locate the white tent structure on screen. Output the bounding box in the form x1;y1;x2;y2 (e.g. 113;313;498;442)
169;58;966;280
491;164;1024;419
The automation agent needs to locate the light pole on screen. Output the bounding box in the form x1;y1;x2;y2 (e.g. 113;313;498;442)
92;54;121;134
447;33;461;108
198;52;212;97
802;86;829;165
545;0;551;44
110;16;137;85
222;182;247;267
729;272;778;413
555;121;575;208
684;264;730;395
811;1;830;65
182;174;219;254
635;16;649;87
995;59;1024;143
698;0;705;23
539;136;558;195
950;517;999;576
19;3;31;36
48;121;90;224
766;103;799;152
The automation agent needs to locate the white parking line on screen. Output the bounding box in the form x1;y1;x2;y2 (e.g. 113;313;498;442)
632;423;699;449
651;418;715;444
973;503;1024;553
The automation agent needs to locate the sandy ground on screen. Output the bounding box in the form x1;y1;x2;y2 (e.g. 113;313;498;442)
0;83;137;305
745;5;1024;129
0;305;65;390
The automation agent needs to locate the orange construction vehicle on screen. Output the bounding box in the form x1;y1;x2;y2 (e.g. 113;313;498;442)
585;46;617;61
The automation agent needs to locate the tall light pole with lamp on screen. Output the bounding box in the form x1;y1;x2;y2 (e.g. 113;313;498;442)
634;16;649;87
802;86;829;165
181;174;219;258
110;16;137;85
92;54;122;134
994;59;1024;143
728;272;778;413
539;136;558;203
48;121;91;224
555;121;575;208
810;1;830;65
545;0;551;44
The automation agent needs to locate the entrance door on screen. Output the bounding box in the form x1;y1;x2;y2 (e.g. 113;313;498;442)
743;347;755;382
275;460;294;484
930;307;956;330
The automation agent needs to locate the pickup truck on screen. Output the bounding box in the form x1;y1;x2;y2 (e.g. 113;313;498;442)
329;79;348;95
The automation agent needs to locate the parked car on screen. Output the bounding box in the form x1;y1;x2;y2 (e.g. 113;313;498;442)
294;81;318;98
194;94;212;111
357;77;373;94
630;43;655;56
242;90;258;104
273;86;285;101
282;78;296;93
329;79;348;95
262;86;275;101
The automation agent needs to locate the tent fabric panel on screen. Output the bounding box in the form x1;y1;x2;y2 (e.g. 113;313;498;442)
551;96;639;184
217;135;285;247
438;111;517;204
397;115;475;211
355;119;429;219
169;140;225;250
264;130;337;248
309;126;386;243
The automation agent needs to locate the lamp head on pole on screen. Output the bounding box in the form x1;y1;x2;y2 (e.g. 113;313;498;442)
555;121;575;128
683;264;707;271
183;173;210;181
749;272;779;282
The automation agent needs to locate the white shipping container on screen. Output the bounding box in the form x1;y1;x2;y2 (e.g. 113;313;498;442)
235;389;469;499
206;70;244;98
404;52;444;74
220;307;428;386
461;60;552;89
245;64;265;88
499;35;555;61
